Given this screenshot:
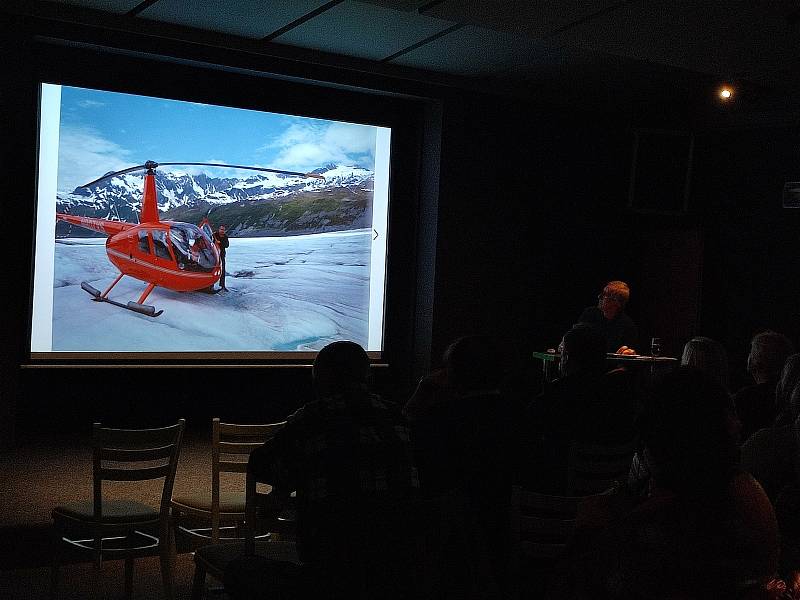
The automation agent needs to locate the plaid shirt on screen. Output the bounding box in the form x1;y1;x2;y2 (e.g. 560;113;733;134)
249;388;419;561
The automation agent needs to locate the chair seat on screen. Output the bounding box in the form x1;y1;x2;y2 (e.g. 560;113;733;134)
52;499;160;523
195;540;301;576
172;491;248;514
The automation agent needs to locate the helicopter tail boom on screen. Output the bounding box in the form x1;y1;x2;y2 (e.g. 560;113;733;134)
57;214;133;237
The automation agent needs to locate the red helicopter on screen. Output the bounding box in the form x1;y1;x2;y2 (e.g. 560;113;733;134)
56;160;324;317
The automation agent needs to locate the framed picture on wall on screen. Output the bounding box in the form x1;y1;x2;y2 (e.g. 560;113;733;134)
782;182;800;208
628;128;694;214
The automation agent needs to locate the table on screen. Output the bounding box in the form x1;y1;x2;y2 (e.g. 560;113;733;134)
532;351;678;382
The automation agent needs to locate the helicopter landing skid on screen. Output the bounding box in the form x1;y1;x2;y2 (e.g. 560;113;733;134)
80;282;163;318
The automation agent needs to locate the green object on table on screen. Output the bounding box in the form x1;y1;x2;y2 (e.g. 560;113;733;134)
531;351;559;362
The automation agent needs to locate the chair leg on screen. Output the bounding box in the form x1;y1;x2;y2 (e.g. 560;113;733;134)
50;522;62;600
50;562;60;600
191;562;207;600
160;541;175;599
125;555;134;600
94;534;103;569
160;519;177;600
122;529;137;600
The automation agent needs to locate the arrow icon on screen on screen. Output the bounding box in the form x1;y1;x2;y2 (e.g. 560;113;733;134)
373;229;379;240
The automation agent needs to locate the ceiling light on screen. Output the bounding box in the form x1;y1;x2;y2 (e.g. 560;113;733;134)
719;87;733;100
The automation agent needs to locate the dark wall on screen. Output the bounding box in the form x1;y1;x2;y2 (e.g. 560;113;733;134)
428;79;800;395
694;126;800;390
429;95;648;373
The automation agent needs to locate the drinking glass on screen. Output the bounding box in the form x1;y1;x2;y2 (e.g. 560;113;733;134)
650;337;662;357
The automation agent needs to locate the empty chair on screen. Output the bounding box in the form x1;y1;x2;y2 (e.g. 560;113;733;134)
171;418;286;546
51;419;185;600
191;465;301;600
567;439;637;496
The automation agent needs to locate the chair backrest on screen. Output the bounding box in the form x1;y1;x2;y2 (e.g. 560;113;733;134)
567;439;636;496
211;419;286;535
92;419;185;521
510;486;584;562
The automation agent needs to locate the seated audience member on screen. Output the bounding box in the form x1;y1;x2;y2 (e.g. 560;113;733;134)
404;335;511;494
552;368;779;599
629;336;734;496
404;335;514;599
227;341;420;600
735;331;795;442
681;335;731;394
527;324;636;493
742;354;800;585
742;353;800;500
628;336;731;493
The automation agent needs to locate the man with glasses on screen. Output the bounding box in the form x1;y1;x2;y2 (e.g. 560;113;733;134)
578;280;638;354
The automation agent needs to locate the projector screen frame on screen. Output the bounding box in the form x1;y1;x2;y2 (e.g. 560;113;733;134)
22;38;431;369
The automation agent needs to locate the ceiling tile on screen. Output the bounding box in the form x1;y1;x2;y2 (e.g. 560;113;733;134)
353;0;429;10
389;24;554;77
138;0;333;39
546;0;800;79
272;0;455;61
422;0;623;39
50;0;143;12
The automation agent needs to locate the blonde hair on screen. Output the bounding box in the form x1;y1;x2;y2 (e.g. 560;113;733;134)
681;336;729;392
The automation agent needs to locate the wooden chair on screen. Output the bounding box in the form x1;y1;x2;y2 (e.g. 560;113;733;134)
510;486;582;562
171;418;286;546
509;485;588;599
50;419;185;600
190;466;300;600
566;439;636;496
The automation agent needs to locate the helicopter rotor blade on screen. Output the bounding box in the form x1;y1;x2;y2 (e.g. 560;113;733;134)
156;162;325;180
78;161;325;188
79;164;151;188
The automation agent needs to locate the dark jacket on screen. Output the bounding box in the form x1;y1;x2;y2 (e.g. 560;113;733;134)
578;306;638;353
213;231;229;257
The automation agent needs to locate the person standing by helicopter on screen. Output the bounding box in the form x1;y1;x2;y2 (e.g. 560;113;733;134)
214;225;229;291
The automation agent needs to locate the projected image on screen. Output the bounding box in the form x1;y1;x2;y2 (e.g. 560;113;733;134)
31;84;390;354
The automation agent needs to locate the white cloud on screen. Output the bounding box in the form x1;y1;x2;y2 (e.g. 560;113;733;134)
57;125;133;192
77;100;106;108
264;121;376;172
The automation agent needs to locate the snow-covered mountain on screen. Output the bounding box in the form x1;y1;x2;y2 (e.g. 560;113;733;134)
55;164;374;237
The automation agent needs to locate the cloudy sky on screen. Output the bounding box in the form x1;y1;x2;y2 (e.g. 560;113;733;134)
55;85;379;193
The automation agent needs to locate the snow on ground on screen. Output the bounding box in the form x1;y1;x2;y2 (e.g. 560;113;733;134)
51;230;372;352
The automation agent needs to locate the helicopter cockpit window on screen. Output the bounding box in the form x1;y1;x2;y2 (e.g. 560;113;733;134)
151;229;172;261
138;230;151;254
170;224;215;273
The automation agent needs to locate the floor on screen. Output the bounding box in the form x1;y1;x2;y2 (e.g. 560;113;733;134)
0;430;244;598
0;554;200;600
2;430;220;528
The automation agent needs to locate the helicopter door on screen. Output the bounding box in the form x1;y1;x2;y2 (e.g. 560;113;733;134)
137;230;152;254
151;229;174;262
